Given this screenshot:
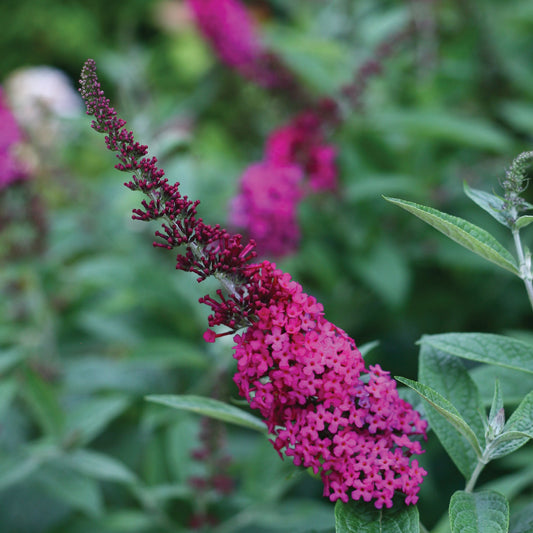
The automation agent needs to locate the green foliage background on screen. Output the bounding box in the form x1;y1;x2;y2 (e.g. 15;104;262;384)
1;0;532;531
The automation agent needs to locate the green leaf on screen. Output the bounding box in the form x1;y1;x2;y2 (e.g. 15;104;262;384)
145;395;267;433
419;333;533;374
384;197;519;275
334;499;420;532
346;174;418;204
463;182;509;226
99;510;157;532
510;501;533;533
449;490;509;533
396;377;483;459
375;110;512;151
216;500;334;532
481;465;533;501
21;367;65;439
354;240;410;308
0;454;41;491
0;347;26;374
36;463;103;517
488;390;533;460
505;390;533;434
488;380;504;428
64;395;131;446
419;345;485;478
0;379;17;419
358;340;380;358
471;365;533;406
58;449;137;484
515;215;533;230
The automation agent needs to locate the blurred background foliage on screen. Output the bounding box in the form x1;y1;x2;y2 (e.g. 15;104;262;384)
1;0;532;531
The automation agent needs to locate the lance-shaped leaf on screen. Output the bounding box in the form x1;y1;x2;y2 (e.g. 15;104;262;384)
419;333;533;375
146;394;267;433
419;344;485;479
334;499;419;533
488;390;533;460
463;182;509;226
384;197;519;275
449;490;509;533
396;377;483;459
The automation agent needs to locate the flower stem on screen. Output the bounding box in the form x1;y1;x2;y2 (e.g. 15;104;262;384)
512;227;533;312
464;456;486;493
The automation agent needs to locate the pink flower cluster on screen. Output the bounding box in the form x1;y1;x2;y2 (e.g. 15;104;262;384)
231;107;339;257
0;87;27;189
186;0;295;89
233;261;427;507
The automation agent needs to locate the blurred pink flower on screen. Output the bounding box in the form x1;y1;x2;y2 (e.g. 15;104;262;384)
230;162;303;257
186;0;297;89
187;0;261;77
266;111;338;193
0;87;27;189
230;111;338;257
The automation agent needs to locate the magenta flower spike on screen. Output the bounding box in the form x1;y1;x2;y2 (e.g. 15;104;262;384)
79;59;427;508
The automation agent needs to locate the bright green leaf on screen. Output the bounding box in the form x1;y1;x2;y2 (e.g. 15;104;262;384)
334;499;420;532
463;182;509;226
419;345;485;478
384;197;519;275
449;490;509;533
419;333;533;374
146;395;267;433
395;377;483;459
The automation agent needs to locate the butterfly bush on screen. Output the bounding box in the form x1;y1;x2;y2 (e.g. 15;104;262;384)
0;87;28;189
79;58;427;508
